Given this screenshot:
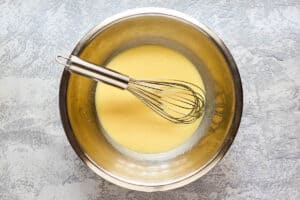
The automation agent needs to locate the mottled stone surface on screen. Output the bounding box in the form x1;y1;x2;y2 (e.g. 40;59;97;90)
0;0;299;199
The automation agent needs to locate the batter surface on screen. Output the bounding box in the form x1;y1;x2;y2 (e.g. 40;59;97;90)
95;45;204;153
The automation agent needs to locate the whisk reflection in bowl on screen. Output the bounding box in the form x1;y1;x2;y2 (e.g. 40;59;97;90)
56;55;205;124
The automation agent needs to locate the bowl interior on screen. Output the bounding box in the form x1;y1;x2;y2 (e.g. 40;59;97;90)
60;11;242;191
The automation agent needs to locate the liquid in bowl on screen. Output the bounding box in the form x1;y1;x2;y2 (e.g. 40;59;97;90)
95;44;205;154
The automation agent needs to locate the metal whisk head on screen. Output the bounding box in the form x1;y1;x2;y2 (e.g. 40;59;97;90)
127;79;205;124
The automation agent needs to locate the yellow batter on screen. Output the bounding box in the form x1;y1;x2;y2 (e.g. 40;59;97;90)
95;45;204;153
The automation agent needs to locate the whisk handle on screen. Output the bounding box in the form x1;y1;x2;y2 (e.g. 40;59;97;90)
56;55;130;89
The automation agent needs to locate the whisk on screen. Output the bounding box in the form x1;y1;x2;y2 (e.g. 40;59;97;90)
56;55;205;124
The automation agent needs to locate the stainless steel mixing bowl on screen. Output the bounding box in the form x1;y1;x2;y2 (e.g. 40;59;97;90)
59;8;243;191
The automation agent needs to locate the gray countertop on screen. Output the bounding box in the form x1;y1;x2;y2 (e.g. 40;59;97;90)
0;0;299;199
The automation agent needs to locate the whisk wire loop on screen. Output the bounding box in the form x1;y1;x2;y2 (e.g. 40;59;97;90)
128;79;205;124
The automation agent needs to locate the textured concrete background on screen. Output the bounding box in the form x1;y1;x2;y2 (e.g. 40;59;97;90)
0;0;299;199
